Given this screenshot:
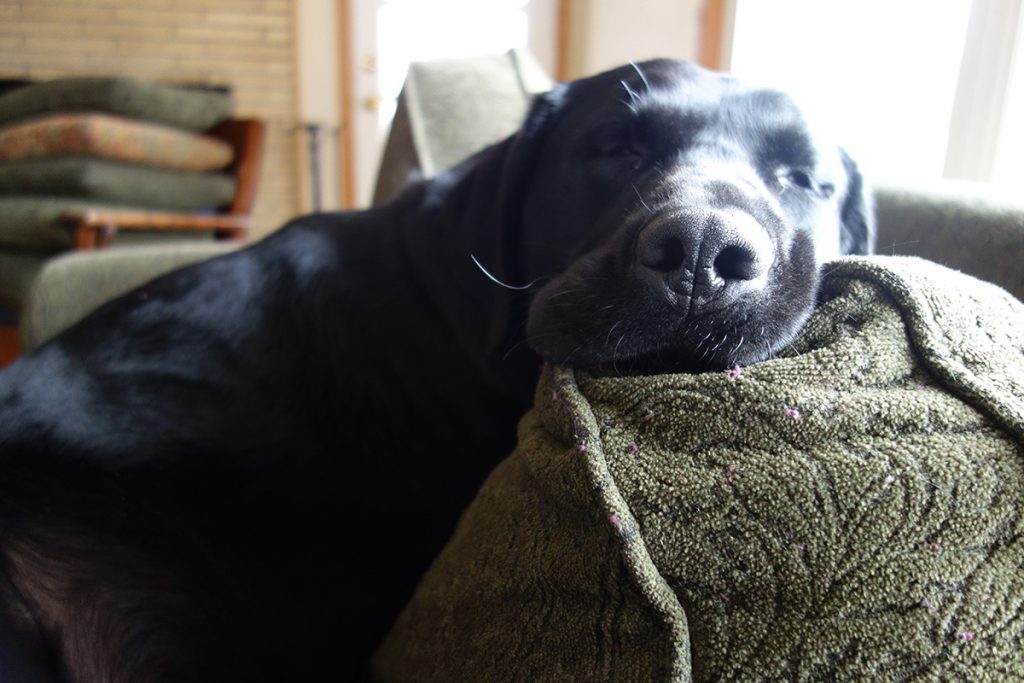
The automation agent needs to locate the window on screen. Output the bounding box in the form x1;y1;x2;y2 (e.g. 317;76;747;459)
376;0;530;133
728;0;1024;189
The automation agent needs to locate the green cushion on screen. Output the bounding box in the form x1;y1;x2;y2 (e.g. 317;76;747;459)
0;234;226;311
0;113;234;171
875;182;1024;301
373;256;1024;681
0;197;110;250
0;159;235;213
0;250;47;308
20;241;237;349
0;77;232;131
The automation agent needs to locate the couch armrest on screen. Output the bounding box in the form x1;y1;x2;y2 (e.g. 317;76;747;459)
20;242;238;350
874;181;1024;301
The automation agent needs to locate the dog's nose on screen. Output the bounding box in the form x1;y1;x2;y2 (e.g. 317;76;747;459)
637;209;774;309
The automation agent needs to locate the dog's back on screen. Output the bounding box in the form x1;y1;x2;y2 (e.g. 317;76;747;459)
0;182;537;680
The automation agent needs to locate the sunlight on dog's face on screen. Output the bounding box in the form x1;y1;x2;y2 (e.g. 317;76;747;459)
519;60;873;375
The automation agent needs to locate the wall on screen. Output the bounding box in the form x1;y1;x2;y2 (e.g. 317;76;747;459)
527;0;560;78
295;0;341;211
563;0;705;79
0;0;302;239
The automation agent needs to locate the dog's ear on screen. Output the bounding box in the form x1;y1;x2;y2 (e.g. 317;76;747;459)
465;83;569;290
472;85;570;362
448;84;570;365
496;84;569;227
838;148;876;255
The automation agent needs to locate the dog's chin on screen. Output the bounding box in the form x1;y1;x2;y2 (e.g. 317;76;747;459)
527;261;822;377
585;346;763;377
560;340;764;378
529;306;815;378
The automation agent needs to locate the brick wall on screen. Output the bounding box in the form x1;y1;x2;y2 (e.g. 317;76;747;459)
0;0;303;239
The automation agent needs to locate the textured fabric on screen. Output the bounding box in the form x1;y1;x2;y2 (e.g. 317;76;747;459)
0;159;235;213
0;250;47;308
372;256;1024;682
0;197;114;250
875;181;1024;301
19;241;235;350
0;77;232;131
0;234;225;309
0;114;233;171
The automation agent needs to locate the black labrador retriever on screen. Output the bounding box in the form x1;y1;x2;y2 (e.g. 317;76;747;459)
0;60;872;681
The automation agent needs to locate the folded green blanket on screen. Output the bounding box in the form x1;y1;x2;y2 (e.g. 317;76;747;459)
372;256;1024;681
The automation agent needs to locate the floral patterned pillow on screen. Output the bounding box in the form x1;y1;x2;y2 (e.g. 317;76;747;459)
0;114;233;171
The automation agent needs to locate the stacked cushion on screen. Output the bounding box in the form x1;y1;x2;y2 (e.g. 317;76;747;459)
0;77;232;131
0;77;236;306
0;159;236;213
0;113;233;171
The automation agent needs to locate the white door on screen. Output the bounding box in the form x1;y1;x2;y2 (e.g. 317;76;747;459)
345;0;558;208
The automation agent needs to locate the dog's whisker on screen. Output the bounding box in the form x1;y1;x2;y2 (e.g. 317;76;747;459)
604;320;625;348
613;330;627;359
620;79;641;105
626;60;651;93
562;343;587;366
500;337;533;362
883;239;920;255
547;288;585;301
631;183;653;214
616;98;639;115
469;254;539;291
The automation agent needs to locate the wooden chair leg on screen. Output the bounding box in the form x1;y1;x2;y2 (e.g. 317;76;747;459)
75;222;118;250
213;226;247;242
0;323;19;367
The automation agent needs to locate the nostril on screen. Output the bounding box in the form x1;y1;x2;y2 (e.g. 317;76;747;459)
641;234;687;272
713;244;761;281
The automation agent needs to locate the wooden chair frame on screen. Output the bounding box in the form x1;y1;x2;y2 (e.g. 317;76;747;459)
62;118;266;249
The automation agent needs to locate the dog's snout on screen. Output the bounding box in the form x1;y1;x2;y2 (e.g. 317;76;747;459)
637;209;774;310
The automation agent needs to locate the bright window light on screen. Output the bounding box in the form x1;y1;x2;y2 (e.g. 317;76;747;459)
729;0;973;185
377;0;529;132
992;17;1024;187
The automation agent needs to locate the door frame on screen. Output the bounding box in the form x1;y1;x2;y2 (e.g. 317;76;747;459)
336;0;565;209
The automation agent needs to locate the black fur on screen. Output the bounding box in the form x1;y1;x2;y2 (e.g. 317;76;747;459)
0;60;872;681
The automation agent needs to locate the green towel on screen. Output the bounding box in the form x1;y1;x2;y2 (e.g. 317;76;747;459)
371;256;1024;682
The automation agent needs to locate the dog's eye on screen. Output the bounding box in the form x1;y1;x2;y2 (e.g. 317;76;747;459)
777;168;834;199
781;168;813;190
595;144;645;169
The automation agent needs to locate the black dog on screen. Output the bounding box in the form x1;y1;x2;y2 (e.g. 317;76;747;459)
0;60;872;681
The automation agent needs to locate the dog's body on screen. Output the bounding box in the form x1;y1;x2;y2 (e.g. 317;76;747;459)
0;60;872;681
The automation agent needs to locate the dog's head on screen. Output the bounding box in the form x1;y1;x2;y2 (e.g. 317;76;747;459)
497;59;873;374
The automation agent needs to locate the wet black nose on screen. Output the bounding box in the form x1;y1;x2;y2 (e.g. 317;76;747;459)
637;209;774;309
